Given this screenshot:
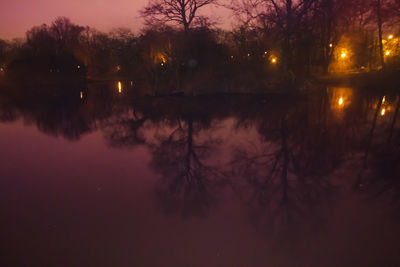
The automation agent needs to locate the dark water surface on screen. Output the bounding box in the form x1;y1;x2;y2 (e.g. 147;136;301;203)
1;82;400;266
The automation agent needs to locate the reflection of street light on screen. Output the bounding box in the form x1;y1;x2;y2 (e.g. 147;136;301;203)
381;108;386;116
118;81;122;93
338;97;344;106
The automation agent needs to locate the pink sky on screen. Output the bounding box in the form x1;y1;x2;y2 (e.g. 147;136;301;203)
0;0;232;40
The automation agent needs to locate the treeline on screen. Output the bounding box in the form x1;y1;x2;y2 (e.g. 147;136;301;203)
0;0;400;93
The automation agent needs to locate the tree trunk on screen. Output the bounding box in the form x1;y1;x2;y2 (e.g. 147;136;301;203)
186;118;193;172
377;0;385;70
282;0;293;74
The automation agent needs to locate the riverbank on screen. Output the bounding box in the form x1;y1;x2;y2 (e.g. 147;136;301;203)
314;70;400;91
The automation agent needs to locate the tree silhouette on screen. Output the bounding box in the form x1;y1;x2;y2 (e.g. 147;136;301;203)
140;0;218;32
230;0;315;74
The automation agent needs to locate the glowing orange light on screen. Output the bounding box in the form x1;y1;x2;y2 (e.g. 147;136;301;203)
329;43;333;48
381;108;386;116
156;53;167;65
247;53;250;57
271;58;277;64
264;51;268;55
341;52;346;58
389;35;393;39
385;51;390;56
80;91;83;99
382;96;386;104
118;81;122;93
338;97;344;106
130;81;134;87
77;65;81;69
116;65;121;71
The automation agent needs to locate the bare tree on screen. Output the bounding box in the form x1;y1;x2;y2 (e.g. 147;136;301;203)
50;17;84;54
313;0;349;73
376;0;386;70
140;0;218;32
353;0;396;71
230;0;315;74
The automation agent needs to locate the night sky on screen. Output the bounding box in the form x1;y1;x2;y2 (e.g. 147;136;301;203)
0;0;232;40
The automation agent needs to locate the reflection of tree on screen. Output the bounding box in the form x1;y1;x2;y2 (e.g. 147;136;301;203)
0;83;114;141
150;116;223;217
368;145;400;204
102;107;148;148
388;97;400;143
34;108;92;140
356;95;400;206
231;102;340;232
0;102;18;122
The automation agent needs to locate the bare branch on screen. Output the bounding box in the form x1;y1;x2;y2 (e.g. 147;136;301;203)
140;0;218;31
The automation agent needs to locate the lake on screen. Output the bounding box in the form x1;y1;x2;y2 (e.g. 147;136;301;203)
1;81;400;266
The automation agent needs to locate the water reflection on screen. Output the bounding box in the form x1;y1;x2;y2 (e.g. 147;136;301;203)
329;86;353;110
1;82;400;264
118;81;122;94
149;116;225;217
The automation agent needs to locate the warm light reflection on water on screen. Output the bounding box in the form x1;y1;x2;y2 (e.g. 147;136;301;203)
329;87;353;111
118;81;122;93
